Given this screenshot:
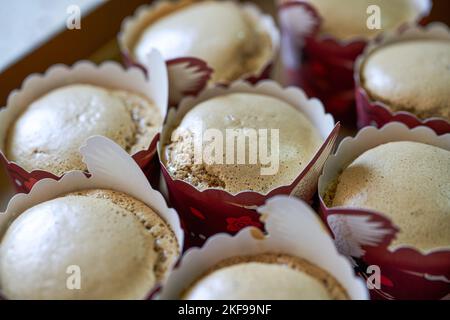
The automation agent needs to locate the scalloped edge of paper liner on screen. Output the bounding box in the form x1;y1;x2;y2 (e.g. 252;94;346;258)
354;22;450;134
158;196;369;300
0;136;184;300
118;0;280;104
317;123;450;286
0;58;168;192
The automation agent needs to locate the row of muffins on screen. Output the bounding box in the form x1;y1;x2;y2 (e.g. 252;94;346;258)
0;136;366;300
0;0;448;300
122;0;449;130
1;121;448;300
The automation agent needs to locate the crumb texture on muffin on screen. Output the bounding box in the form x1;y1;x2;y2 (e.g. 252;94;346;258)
164;93;323;194
183;253;349;300
0;189;178;300
5;84;161;176
362;40;450;120
331;141;450;251
308;0;421;40
133;1;272;83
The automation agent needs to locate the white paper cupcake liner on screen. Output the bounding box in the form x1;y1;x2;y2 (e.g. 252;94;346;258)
158;195;368;300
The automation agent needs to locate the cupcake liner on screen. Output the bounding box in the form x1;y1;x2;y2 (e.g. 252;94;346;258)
119;0;280;105
354;22;450;135
278;0;431;125
0;136;184;300
318;123;450;300
159;196;368;300
0;53;168;194
159;80;339;248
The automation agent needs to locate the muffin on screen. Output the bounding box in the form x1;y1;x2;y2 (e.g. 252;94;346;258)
5;84;162;176
131;0;273;83
163;92;323;194
327;141;450;251
360;39;450;120
0;189;179;300
183;253;348;300
306;0;426;40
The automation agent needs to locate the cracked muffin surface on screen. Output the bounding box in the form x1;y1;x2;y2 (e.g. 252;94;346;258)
5;84;162;175
163;93;323;194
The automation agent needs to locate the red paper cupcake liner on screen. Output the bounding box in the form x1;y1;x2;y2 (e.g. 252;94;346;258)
318;123;450;300
159;80;339;249
0;59;168;194
119;0;280;105
278;0;431;125
354;23;450;135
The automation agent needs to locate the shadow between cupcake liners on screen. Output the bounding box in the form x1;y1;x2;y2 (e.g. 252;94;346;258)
158;80;339;249
0;136;184;300
0;58;168;194
118;0;280;106
318;123;450;300
354;22;450;135
278;0;432;126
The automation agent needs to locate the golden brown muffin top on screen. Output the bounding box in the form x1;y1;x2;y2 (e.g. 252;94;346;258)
331;141;450;251
362;40;450;120
183;253;349;300
133;1;272;83
0;189;179;300
307;0;422;40
164;93;323;194
6;84;162;176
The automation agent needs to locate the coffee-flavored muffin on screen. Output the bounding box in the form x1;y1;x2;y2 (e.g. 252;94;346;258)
163;92;323;194
0;189;179;300
361;39;450;120
306;0;425;40
183;253;348;300
327;141;450;251
5;84;162;176
132;0;273;83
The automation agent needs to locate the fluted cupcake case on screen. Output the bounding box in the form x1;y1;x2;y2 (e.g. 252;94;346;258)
278;0;431;124
0;136;184;300
159;80;339;248
354;23;450;135
159;196;368;299
119;0;280;105
0;52;168;194
318;123;450;300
